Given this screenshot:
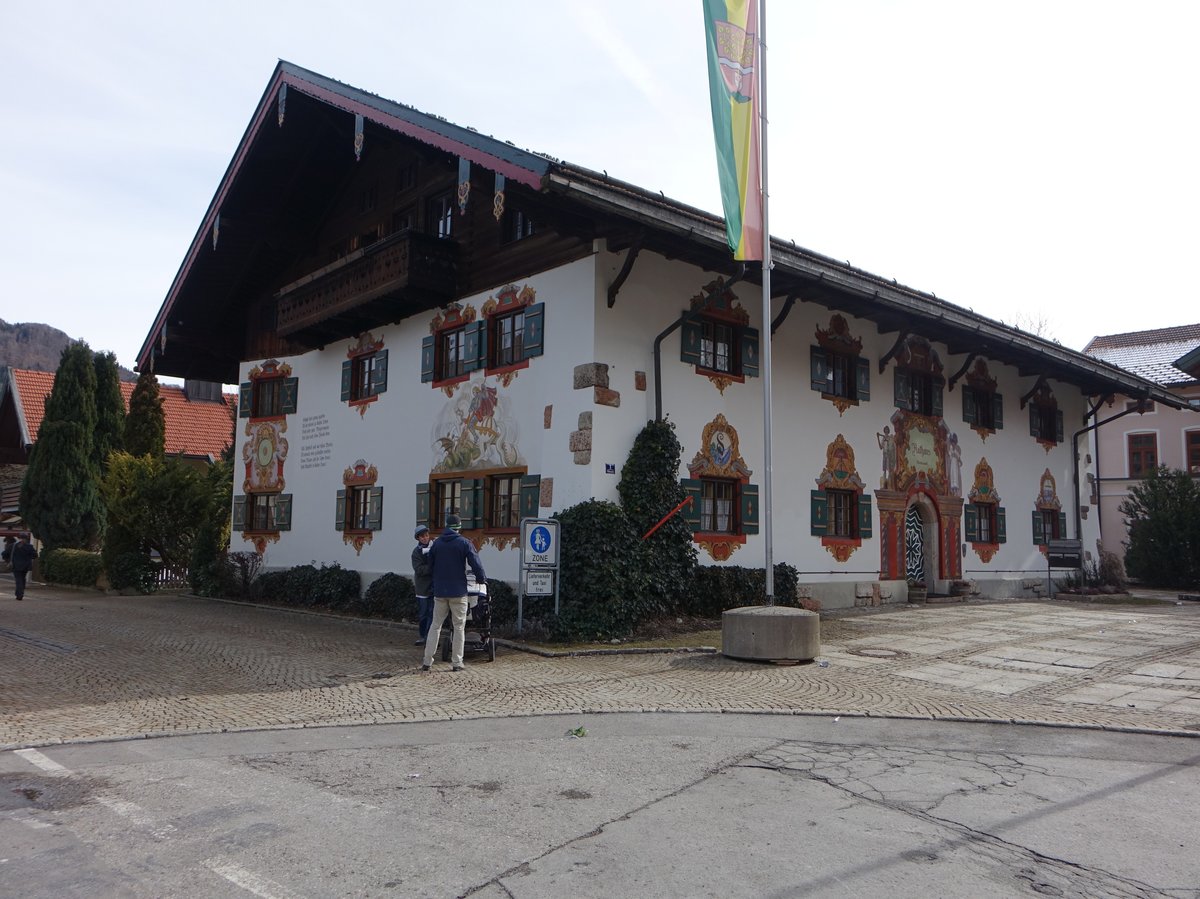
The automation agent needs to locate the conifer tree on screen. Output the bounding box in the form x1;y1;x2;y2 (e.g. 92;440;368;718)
20;342;105;550
125;368;166;458
93;350;126;473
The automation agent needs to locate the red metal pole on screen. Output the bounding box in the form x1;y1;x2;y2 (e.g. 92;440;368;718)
642;496;693;541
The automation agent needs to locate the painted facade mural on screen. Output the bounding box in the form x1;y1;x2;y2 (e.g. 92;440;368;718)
687;414;753;561
814;434;868;562
432;376;522;473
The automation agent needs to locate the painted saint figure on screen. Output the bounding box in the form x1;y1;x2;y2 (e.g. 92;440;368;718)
877;426;897;490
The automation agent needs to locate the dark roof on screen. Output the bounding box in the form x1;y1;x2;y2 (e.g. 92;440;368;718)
138;62;1194;411
1082;324;1200;387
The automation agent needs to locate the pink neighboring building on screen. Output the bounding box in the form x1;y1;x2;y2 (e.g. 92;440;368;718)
1084;325;1200;558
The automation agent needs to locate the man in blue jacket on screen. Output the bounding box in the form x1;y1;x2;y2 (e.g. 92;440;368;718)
421;514;486;672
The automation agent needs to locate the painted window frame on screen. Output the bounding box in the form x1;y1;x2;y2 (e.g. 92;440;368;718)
233;492;293;534
1186;429;1200;476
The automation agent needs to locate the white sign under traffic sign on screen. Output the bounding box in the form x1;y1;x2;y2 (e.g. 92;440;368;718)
524;569;554;596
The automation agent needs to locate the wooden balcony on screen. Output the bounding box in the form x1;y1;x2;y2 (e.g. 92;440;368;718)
275;230;457;346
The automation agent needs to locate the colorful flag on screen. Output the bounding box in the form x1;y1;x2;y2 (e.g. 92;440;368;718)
703;0;763;261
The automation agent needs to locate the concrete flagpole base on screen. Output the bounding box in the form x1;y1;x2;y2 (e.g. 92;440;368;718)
721;606;820;662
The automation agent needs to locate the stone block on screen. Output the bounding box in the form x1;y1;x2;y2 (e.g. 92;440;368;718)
594;386;620;407
722;606;820;661
539;478;553;508
578;411;592;431
573;362;609;390
634;371;647;391
573;450;591;465
543;405;552;429
569;429;591;452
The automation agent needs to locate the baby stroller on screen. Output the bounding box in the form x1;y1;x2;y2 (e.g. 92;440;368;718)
439;573;496;662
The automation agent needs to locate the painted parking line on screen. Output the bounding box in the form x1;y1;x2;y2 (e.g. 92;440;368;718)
203;860;309;899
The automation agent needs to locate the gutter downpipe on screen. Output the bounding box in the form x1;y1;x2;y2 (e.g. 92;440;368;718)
652;265;746;422
1072;398;1149;543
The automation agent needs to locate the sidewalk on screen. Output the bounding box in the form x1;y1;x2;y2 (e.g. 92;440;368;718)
2;584;1200;748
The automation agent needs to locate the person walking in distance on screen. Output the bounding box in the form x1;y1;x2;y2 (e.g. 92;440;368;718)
411;524;434;645
422;514;486;672
11;533;36;600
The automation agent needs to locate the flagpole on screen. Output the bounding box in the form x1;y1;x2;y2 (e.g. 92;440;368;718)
757;0;774;604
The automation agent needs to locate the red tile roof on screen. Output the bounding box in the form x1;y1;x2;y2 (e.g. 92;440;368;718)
11;368;234;459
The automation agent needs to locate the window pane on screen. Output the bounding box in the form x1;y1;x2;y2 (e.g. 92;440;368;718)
829;490;856;538
1188;432;1200;474
700;479;736;533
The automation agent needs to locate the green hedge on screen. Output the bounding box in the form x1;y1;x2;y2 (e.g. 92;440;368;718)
356;572;414;619
247;563;361;610
40;548;104;588
686;563;801;617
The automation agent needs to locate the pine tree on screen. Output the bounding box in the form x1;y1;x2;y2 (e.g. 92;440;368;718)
93;350;126;473
125;368;166;458
20;342;105;550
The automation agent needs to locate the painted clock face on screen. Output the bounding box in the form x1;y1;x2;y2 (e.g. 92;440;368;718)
256;433;275;467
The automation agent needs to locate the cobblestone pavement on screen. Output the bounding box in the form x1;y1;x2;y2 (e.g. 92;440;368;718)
2;585;1200;748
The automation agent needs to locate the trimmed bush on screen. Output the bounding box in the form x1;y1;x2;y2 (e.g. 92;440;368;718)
284;564;321;606
106;551;157;593
40;548;104;588
357;572;414;619
315;563;361;610
687;563;802;617
253;570;290;602
217;551;261;599
549;499;654;640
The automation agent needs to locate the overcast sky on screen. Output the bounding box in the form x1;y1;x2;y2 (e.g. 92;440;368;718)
3;1;1197;374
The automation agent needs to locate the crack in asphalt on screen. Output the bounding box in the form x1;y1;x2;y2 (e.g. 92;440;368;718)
746;740;1171;898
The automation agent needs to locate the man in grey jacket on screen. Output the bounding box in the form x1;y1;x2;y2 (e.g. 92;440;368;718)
411;525;434;644
421;514;486;672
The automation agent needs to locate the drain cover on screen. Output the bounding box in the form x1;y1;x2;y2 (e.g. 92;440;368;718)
847;647;908;659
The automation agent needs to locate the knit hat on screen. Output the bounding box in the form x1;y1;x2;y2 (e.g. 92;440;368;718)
445;513;462;531
413;524;430;539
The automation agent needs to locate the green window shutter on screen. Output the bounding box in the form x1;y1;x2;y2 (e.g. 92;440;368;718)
810;489;829;536
856;356;870;401
992;393;1004;430
740;327;760;378
415;482;430;527
964;504;978;542
894;368;912;411
232;496;247;530
931;380;944;417
274;494;293;531
1058;511;1067;539
340;361;353;402
462;478;485;529
963;386;977;425
462;321;485;373
1032;510;1044;545
856;492;873;538
1055;410;1064;444
420;336;435;383
238;382;252;418
997;506;1007;543
335;489;346;530
740;482;759;535
368;486;384;531
280;377;299;415
810;347;829;392
1029;403;1040;438
519;474;541;520
680;317;702;365
680;478;703;529
522;302;545;360
371;349;389;395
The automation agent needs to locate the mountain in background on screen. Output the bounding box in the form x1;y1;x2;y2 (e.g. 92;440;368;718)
0;320;137;381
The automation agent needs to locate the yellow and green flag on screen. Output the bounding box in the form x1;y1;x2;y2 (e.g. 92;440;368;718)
703;0;762;261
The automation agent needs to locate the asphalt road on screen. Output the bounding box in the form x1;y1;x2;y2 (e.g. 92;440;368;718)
3;714;1198;898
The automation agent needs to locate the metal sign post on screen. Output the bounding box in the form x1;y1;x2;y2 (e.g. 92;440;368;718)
517;517;560;635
